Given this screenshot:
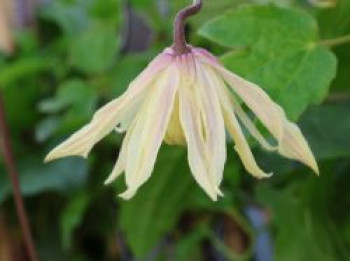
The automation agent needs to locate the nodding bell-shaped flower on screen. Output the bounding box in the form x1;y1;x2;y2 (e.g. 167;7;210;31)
45;0;318;201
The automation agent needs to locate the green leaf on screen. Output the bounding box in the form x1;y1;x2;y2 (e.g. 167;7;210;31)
60;191;91;249
119;146;194;258
40;0;92;35
317;0;350;38
256;171;350;261
0;56;50;86
70;23;119;73
0;157;88;203
299;101;350;159
38;79;98;131
199;5;337;120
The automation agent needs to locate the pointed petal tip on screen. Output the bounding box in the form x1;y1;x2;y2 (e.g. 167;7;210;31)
216;187;224;197
103;177;114;186
310;162;320;176
118;188;137;200
255;172;273;180
44;149;88;164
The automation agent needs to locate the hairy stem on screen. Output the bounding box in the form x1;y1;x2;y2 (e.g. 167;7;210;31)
173;0;203;55
0;92;39;261
320;34;350;48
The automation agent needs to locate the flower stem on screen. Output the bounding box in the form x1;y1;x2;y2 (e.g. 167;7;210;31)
173;0;203;55
0;92;39;261
320;34;350;48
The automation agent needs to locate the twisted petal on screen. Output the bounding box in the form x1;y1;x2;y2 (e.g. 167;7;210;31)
119;65;180;199
104;122;135;185
215;65;319;174
215;76;272;178
179;72;221;201
229;96;277;152
196;62;227;187
45;53;172;162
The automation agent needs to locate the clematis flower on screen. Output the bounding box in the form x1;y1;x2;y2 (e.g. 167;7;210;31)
45;0;318;201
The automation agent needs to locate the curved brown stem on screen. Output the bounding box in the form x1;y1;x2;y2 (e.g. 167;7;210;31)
173;0;203;55
0;92;39;261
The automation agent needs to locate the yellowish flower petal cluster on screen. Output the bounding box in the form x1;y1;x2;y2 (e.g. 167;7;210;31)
46;47;318;201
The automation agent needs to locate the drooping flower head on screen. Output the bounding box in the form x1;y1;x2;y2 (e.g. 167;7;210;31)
45;0;318;201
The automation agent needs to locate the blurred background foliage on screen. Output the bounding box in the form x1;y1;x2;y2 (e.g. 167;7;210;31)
0;0;349;260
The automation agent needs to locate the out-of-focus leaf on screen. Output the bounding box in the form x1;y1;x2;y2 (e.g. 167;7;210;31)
40;0;92;34
175;225;208;261
256;171;350;261
199;5;337;120
110;52;153;97
39;79;97;131
41;0;122;73
0;56;50;86
35;117;61;142
317;0;350;38
300;101;350;159
119;146;194;258
0;157;88;203
70;23;119;73
60;191;91;249
316;0;350;92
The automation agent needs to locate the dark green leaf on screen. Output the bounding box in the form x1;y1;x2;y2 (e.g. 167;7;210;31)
60;191;91;249
300;101;350;159
119;146;194;258
0;157;88;203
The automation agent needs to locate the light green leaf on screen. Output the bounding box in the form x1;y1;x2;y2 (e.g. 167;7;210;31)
38;79;98;131
70;24;119;73
0;57;50;86
199;5;337;120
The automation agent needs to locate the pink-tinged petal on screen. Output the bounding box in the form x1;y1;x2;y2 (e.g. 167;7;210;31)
213;64;318;174
45;52;172;162
179;68;222;201
120;65;180;199
196;61;227;187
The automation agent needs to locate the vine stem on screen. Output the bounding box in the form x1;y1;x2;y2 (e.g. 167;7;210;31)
320;34;350;48
0;92;39;261
173;0;203;55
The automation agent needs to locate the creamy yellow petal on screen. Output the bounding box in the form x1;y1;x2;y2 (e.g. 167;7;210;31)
196;62;227;186
45;54;172;162
215;65;319;174
164;93;186;145
104;122;135;185
120;65;180;199
229;96;277;152
217;83;272;178
178;72;221;201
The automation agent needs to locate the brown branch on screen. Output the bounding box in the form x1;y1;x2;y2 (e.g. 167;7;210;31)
173;0;203;55
0;92;39;261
